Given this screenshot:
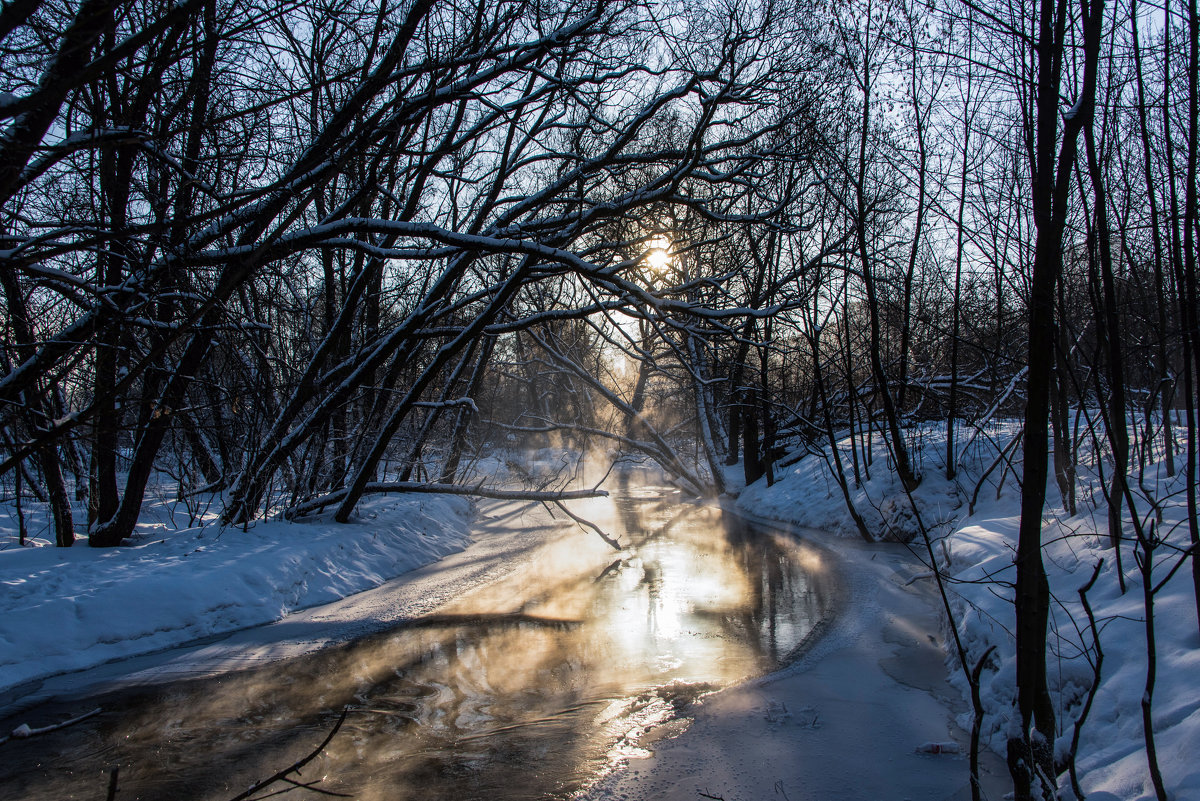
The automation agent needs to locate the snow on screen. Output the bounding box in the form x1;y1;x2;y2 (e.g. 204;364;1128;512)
1;424;1196;801
0;492;473;706
932;433;1200;801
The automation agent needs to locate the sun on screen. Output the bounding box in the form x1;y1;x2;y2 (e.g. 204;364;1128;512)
644;239;673;274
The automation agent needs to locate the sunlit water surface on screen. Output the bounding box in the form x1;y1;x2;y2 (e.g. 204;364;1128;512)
0;492;832;800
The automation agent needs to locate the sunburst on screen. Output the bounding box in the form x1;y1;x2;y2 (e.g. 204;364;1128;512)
643;238;673;274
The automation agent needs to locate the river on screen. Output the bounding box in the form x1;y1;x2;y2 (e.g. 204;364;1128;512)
0;490;833;800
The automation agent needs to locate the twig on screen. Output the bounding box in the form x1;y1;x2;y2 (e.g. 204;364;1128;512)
227;708;349;801
0;706;102;746
551;500;622;550
248;777;353;799
969;645;997;801
1068;559;1104;800
106;766;119;801
968;427;1023;515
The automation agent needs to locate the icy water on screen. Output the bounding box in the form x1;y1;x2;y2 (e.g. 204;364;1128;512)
0;493;833;800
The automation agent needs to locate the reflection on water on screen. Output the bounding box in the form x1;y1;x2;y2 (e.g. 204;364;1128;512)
0;493;831;801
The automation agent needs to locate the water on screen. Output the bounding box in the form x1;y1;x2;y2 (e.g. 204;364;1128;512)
0;493;832;800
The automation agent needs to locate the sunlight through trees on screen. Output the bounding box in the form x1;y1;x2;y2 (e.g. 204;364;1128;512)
2;0;1199;796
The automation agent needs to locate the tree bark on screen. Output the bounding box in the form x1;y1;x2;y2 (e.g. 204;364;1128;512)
1010;0;1103;795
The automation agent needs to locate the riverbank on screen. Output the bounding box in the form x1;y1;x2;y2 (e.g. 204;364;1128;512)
0;493;473;706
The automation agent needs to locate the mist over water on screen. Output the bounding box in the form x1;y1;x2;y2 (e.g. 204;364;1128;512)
0;490;832;800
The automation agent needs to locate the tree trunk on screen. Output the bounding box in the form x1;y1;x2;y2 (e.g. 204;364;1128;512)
1182;0;1200;636
1084;123;1129;552
0;268;75;546
1010;0;1103;795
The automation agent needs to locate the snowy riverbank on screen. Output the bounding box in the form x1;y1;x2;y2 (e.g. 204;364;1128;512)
0;493;473;701
725;421;1200;801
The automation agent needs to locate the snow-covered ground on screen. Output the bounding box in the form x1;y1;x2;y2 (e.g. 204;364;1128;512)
0;492;473;705
722;419;1199;801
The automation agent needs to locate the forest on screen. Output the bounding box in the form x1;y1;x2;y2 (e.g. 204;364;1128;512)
1;0;1197;799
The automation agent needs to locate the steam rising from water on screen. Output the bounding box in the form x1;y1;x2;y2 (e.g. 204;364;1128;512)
1;491;831;801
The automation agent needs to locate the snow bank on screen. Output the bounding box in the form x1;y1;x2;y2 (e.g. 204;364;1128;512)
952;483;1200;801
737;419;1200;801
0;493;473;698
738;428;968;542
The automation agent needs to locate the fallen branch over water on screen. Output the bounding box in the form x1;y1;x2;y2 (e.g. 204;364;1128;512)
286;482;608;519
546;499;623;550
